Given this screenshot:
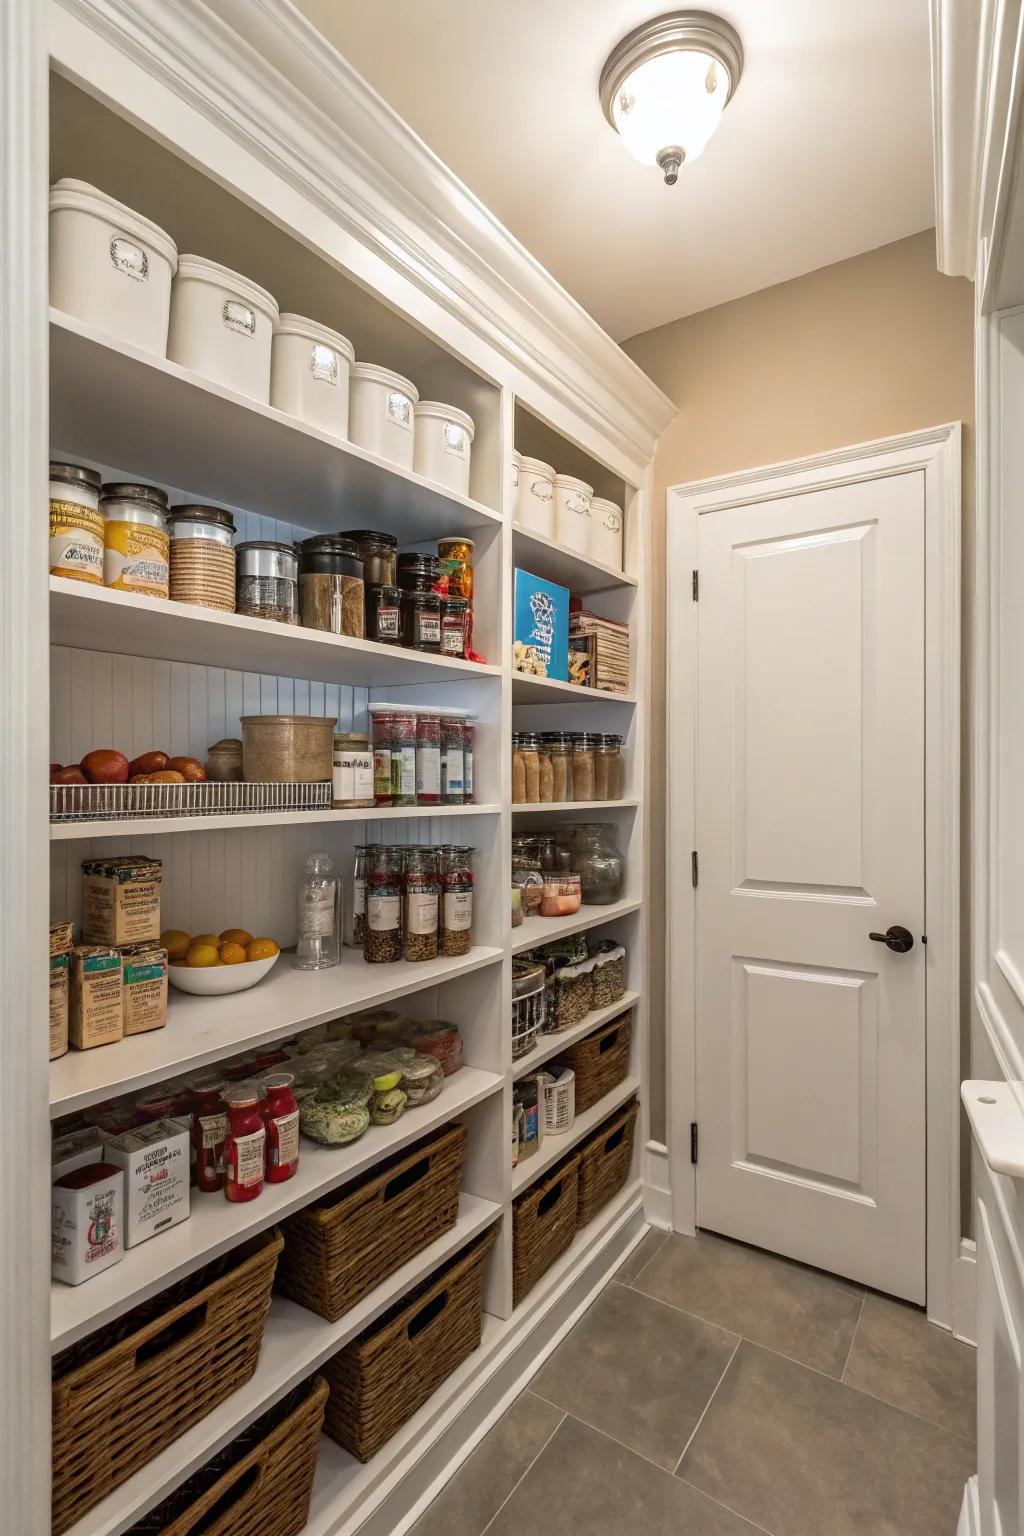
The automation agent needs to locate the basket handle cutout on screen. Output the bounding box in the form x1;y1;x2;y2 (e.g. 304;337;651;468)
133;1300;209;1370
383;1155;429;1203
407;1287;450;1340
537;1179;564;1217
599;1029;620;1054
603;1125;626;1154
176;1461;263;1535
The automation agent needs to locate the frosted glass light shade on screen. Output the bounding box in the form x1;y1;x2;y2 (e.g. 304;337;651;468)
611;50;729;167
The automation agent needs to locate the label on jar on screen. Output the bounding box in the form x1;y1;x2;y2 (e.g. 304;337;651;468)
407;889;439;935
443;890;473;932
110;237;149;282
49;499;105;583
231;1128;265;1188
464;748;474;799
386;391;413;430
415;612;441;646
416;745;441;798
368;894;401;932
199;1111;228;1149
104;521;170;598
441;615;465;655
269;1110;299;1166
442;748;465;798
353;876;366;918
444;422;467;458
375;604;400;641
332;750;374;804
301;886;336;938
391;744;415;798
310;343;338;384
373;748;392;798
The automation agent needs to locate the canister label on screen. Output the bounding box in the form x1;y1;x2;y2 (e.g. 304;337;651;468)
444;423;467;458
310;343;338;384
387;391;413;430
49;499;104;583
109;237;149;282
104;521;170;598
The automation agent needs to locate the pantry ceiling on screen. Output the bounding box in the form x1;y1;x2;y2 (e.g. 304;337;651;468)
293;0;934;341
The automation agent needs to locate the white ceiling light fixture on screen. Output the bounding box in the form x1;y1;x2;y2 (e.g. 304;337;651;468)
600;11;743;185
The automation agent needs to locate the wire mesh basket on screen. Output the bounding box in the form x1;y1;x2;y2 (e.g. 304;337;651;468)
50;780;332;822
538;1068;575;1134
512;958;546;1060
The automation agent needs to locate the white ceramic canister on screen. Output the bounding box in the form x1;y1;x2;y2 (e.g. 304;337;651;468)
348;362;419;471
515;455;555;537
588;497;625;571
413;401;475;497
270;313;355;438
553;473;593;554
167;256;279;404
49;179;178;356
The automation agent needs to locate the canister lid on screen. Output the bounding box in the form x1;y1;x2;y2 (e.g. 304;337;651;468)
350;361;419;400
50;461;101;492
343;529;398;547
168;504;236;532
235;540;299;578
174;256;279;322
274;313;354;361
553;474;594;495
48;179;178;271
100;482;169;510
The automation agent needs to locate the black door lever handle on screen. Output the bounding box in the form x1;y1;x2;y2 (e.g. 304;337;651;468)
869;925;914;953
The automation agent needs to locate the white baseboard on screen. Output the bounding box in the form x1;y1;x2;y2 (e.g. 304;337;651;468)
643;1139;672;1229
958;1475;979;1536
952;1238;977;1345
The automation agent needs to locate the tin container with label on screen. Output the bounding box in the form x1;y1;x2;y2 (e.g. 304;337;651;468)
49;462;104;585
332;731;374;808
168;504;236;612
102;482;170;598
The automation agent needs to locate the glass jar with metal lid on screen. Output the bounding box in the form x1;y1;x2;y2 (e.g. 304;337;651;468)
298;535;365;637
49;461;103;585
593;734;623;801
397;552;441;593
403;846;440;962
366;581;402;645
236;541;298;624
570;732;597;802
400;589;441;652
101;481;170;599
168;504;237;613
512;732;541;804
343;529;397;587
542;732;574;802
440;594;470;657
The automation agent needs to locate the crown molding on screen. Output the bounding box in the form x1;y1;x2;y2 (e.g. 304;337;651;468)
53;0;675;469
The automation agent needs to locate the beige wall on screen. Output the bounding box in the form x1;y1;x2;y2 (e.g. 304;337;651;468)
622;229;975;1152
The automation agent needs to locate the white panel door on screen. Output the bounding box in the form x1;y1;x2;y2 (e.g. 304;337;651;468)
697;470;926;1301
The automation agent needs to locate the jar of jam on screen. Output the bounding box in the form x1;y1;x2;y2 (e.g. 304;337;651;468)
368;705;395;806
344;530;397;587
261;1072;300;1183
440;595;469;657
401;589;441;651
397;552;441;593
223;1086;266;1203
190;1074;228;1193
366;582;402;645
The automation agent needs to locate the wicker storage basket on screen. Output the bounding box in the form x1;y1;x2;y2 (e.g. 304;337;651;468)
125;1375;328;1536
512;1153;581;1307
552;1009;632;1114
576;1097;638;1227
322;1223;497;1462
52;1227;283;1534
276;1122;467;1322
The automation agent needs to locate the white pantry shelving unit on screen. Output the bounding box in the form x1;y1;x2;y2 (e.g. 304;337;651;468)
0;3;674;1533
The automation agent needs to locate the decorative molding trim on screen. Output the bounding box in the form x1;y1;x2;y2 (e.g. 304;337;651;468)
643;1140;672;1229
52;0;675;469
929;0;985;278
957;1476;980;1536
953;1238;978;1344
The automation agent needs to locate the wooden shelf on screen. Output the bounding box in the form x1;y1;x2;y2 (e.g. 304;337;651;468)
49;947;504;1118
511;1075;639;1194
50;802;500;841
512;992;640;1080
511;672;636;706
511;899;641;955
512;522;637;595
50;578;502;690
50;311;502;542
51;1067;504;1351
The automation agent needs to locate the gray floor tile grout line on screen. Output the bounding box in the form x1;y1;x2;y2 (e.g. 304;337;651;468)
675;1473;777;1536
839;1292;866;1382
474;1400;567;1536
672;1334;742;1475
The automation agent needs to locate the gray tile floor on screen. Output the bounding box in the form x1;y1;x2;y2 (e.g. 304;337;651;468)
411;1229;977;1536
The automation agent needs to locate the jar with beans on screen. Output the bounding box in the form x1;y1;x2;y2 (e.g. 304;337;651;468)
390;707;418;806
404;847;441;961
594;734;623;800
236;541;299;624
364;846;404;963
570;733;596;802
440;709;466;804
415;711;442;806
298;535;365;637
366;582;402;645
345;529;397;587
441;845;475;956
368;705;395;806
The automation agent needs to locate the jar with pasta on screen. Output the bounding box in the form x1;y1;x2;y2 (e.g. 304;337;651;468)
594;733;623;801
513;732;541;804
404;847;441;961
543;732;573;803
570;732;596;802
364;846;403;963
441;844;475;955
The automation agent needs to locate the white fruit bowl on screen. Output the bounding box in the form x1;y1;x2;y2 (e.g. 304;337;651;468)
168;952;280;995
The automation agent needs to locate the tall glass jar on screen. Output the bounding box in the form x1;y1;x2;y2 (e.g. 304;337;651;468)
261;1072;300;1183
390;707;418;806
440;709;466;804
441;845;475;956
189;1073;228;1193
368;705;394;807
295;851;341;970
537;737;554;803
223;1087;266;1203
575;823;625;904
344;529;397;586
464;718;476;804
415;711;441;806
298;535;365;637
543;732;573;803
514;732;541;803
404;847;440;961
570;732;596;802
594;734;623;801
364;846;404;963
349;843;376;949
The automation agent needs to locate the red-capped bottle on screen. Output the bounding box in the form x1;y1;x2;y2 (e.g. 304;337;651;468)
189;1073;228;1193
261;1072;300;1184
223;1086;266;1202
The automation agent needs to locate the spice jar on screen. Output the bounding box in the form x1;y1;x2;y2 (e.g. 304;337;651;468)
101;481;170;598
440;594;470;657
390;707;418;806
437;537;474;600
189;1073;228;1193
344;529;397;587
543;732;573;802
50;461;103;584
261;1072;299;1183
223;1086;266;1203
400;589;441;651
464;718;476;803
298;535;365;637
571;733;596;802
439;709;466;804
364;846;403;963
366;582;402;645
404;847;440;961
397;552;441;593
167;504;236;612
332;731;374;808
594;734;623;801
441;845;475;956
368;705;394;807
415;711;441;806
236;541;298;624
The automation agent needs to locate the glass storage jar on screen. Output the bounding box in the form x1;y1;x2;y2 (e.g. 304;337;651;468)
575;824;625;904
189;1073;228;1193
441;845;475;956
404;847;441;961
261;1072;299;1183
541;872;582;918
332;731;374;808
397;552;441;592
463;717;476;803
390;706;418;806
415;710;441;806
344;529;397;587
366;581;401;645
512;732;541;804
364;846;404;963
349;843;376;948
236;540;298;624
400;588;441;651
437;536;474;600
594;734;623;801
543;732;573;803
512;847;544;920
367;704;395;806
537;737;554;803
101;481;170;599
570;732;597;802
298;534;364;637
223;1087;266;1203
440;594;469;657
440;709;466;804
167;504;236;612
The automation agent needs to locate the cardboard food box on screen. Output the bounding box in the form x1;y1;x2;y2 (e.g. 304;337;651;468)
49;951;70;1060
81;855;162;946
104;1118;190;1246
69;945;124;1050
118;942;168;1035
51;1162;123;1285
513;569;569;682
49;920;74;957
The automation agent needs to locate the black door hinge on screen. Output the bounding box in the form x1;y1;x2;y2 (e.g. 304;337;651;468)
690;1122;699;1163
691;850;699;888
692;569;699;601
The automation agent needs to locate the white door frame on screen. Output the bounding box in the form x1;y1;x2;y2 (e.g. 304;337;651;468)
666;424;962;1328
